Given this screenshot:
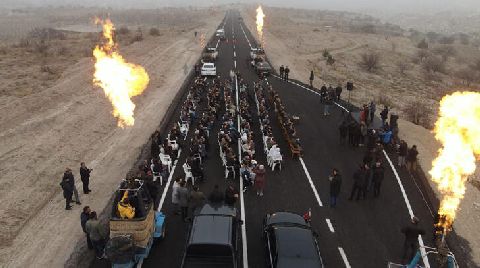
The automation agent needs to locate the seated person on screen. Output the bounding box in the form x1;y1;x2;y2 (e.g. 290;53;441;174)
118;191;135;219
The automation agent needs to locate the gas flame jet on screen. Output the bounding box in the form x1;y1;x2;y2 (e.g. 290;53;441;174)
256;5;265;48
429;92;480;234
93;18;150;128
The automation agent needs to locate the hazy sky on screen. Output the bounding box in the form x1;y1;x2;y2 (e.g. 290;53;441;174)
4;0;480;14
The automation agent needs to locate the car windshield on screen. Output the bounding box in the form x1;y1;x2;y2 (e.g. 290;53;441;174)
204;64;214;68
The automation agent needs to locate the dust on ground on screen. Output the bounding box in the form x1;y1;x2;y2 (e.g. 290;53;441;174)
0;6;223;267
241;6;480;265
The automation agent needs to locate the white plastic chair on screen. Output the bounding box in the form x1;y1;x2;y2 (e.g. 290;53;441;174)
225;165;235;179
159;153;172;172
183;163;194;186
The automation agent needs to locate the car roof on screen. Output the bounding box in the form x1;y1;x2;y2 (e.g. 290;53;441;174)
197;203;236;217
203;63;215;66
189;215;233;246
266;212;307;226
274;226;322;268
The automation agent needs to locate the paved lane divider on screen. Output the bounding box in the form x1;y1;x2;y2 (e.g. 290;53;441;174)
326;219;335;233
299;157;323;207
274;74;431;268
338;247;352;268
157;150;182;212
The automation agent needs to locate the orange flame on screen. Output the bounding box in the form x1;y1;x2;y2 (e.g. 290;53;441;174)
256;6;265;47
93;18;149;128
429;92;480;233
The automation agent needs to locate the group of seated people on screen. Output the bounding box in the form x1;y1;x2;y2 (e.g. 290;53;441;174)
254;83;282;170
268;86;303;157
218;81;240;173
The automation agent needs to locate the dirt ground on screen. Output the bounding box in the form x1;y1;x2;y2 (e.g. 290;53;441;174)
241;6;480;265
0;7;223;267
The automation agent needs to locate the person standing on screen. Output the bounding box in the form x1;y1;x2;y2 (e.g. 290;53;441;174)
172;178;181;214
254;165;266;196
401;217;425;263
324;91;332;116
85;211;107;259
320;84;327;102
398;140;408;167
372;160;385;197
406;145;419;173
60;168;75;210
328;168;342;208
189;186;206;216
67;168;81;205
279;65;285;80
349;164;369;201
369;101;376;124
208;184;225;204
335;84;343;101
309;70;314;88
225;185;239;206
80;206;93;250
176;181;189;222
80;162;92;194
380;106;389;126
284;66;290;81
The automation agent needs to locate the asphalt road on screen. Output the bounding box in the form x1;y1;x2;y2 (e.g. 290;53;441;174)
92;10;440;268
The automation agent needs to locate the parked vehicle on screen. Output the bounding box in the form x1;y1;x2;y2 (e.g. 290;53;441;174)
201;62;217;76
216;28;226;40
254;61;272;75
250;47;265;61
105;179;166;268
263;212;324;268
181;204;242;268
202;47;218;62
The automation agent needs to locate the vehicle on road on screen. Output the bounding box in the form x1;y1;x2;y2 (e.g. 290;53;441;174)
202;47;218;62
216;28;226;40
254;61;272;76
201;62;217;76
181;204;242;268
263;212;324;268
105;179;166;268
250;47;265;61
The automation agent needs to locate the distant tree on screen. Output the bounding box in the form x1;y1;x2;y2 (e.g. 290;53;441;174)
422;55;446;74
417;39;429;49
117;26;130;35
403;100;432;126
433;45;456;62
426;32;441;43
438;36;455;45
458;33;470;45
360;51;381;72
396;61;410;75
414;49;430;64
149;27;160;36
456;68;478;86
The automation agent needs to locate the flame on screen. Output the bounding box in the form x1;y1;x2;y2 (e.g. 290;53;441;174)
256;5;265;47
93;18;150;128
429;92;480;233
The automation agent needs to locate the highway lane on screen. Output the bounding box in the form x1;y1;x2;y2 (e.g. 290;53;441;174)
91;9;438;268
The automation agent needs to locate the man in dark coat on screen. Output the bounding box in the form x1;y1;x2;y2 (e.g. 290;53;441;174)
61;168;75;210
284;66;290;81
329;168;342;208
398;140;408;167
335;85;343;101
380;106;389;126
372;160;385;197
208;184;224;204
406;145;419;173
349;164;369;200
401;217;425;263
80;206;93;249
279;65;284;79
80;162;92;194
320;85;327;102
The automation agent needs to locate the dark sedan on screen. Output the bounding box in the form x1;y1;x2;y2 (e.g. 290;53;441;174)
263;212;324;268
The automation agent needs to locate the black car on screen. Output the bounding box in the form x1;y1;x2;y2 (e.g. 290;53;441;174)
263;212;324;268
181;204;241;268
254;61;272;75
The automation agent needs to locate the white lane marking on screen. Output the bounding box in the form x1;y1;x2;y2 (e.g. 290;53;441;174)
157;150;182;212
234;51;236;57
234;60;237;69
235;76;249;268
277;74;431;267
299;157;323;207
383;151;430;268
216;39;220;49
338;247;351;268
240;24;252;49
326;219;335;233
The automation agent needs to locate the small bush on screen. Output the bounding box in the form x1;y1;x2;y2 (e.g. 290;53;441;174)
417;39;428;49
149;27;160;36
56;46;68;56
34;40;50;57
455;68;478;86
322;49;330;58
396;61;410;75
433;45;456;62
131;29;144;43
403;100;432;127
117;26;130;35
326;55;335;66
360;51;381;72
422;55;446;74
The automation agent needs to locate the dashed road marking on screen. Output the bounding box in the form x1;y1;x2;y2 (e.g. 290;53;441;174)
157;150;182;212
240;24;252;49
299;157;323;207
338;247;351;268
234;51;236;57
326;219;335;233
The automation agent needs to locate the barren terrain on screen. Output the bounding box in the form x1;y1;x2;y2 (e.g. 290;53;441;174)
241;6;480;265
0;6;222;267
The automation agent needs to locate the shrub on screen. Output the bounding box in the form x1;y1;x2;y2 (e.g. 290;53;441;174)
326;55;335;66
117;26;130;35
417;39;428;49
322;49;330;58
403;100;432;127
433;45;456;62
149;27;160;36
360;51;381;72
396;61;410;75
455;68;478;86
422;55;446;74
